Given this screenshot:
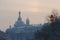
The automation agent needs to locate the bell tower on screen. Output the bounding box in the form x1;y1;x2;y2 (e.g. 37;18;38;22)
26;18;30;26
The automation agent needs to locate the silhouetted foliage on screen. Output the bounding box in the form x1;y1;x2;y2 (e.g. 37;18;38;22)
35;10;60;40
0;31;6;40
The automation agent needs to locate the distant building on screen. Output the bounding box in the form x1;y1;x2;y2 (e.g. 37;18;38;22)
6;11;42;40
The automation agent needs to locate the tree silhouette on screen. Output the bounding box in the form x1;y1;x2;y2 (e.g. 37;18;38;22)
35;10;60;40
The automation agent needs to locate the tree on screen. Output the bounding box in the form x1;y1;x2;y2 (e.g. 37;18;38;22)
35;10;60;40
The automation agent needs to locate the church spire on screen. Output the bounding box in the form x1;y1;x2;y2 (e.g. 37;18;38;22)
19;11;21;18
18;11;22;20
14;11;25;27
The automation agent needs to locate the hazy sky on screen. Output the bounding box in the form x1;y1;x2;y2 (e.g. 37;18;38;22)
0;0;60;31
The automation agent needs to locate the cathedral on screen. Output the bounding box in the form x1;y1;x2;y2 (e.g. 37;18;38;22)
6;11;42;40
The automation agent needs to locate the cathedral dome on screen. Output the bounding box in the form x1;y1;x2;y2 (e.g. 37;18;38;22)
14;11;25;27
